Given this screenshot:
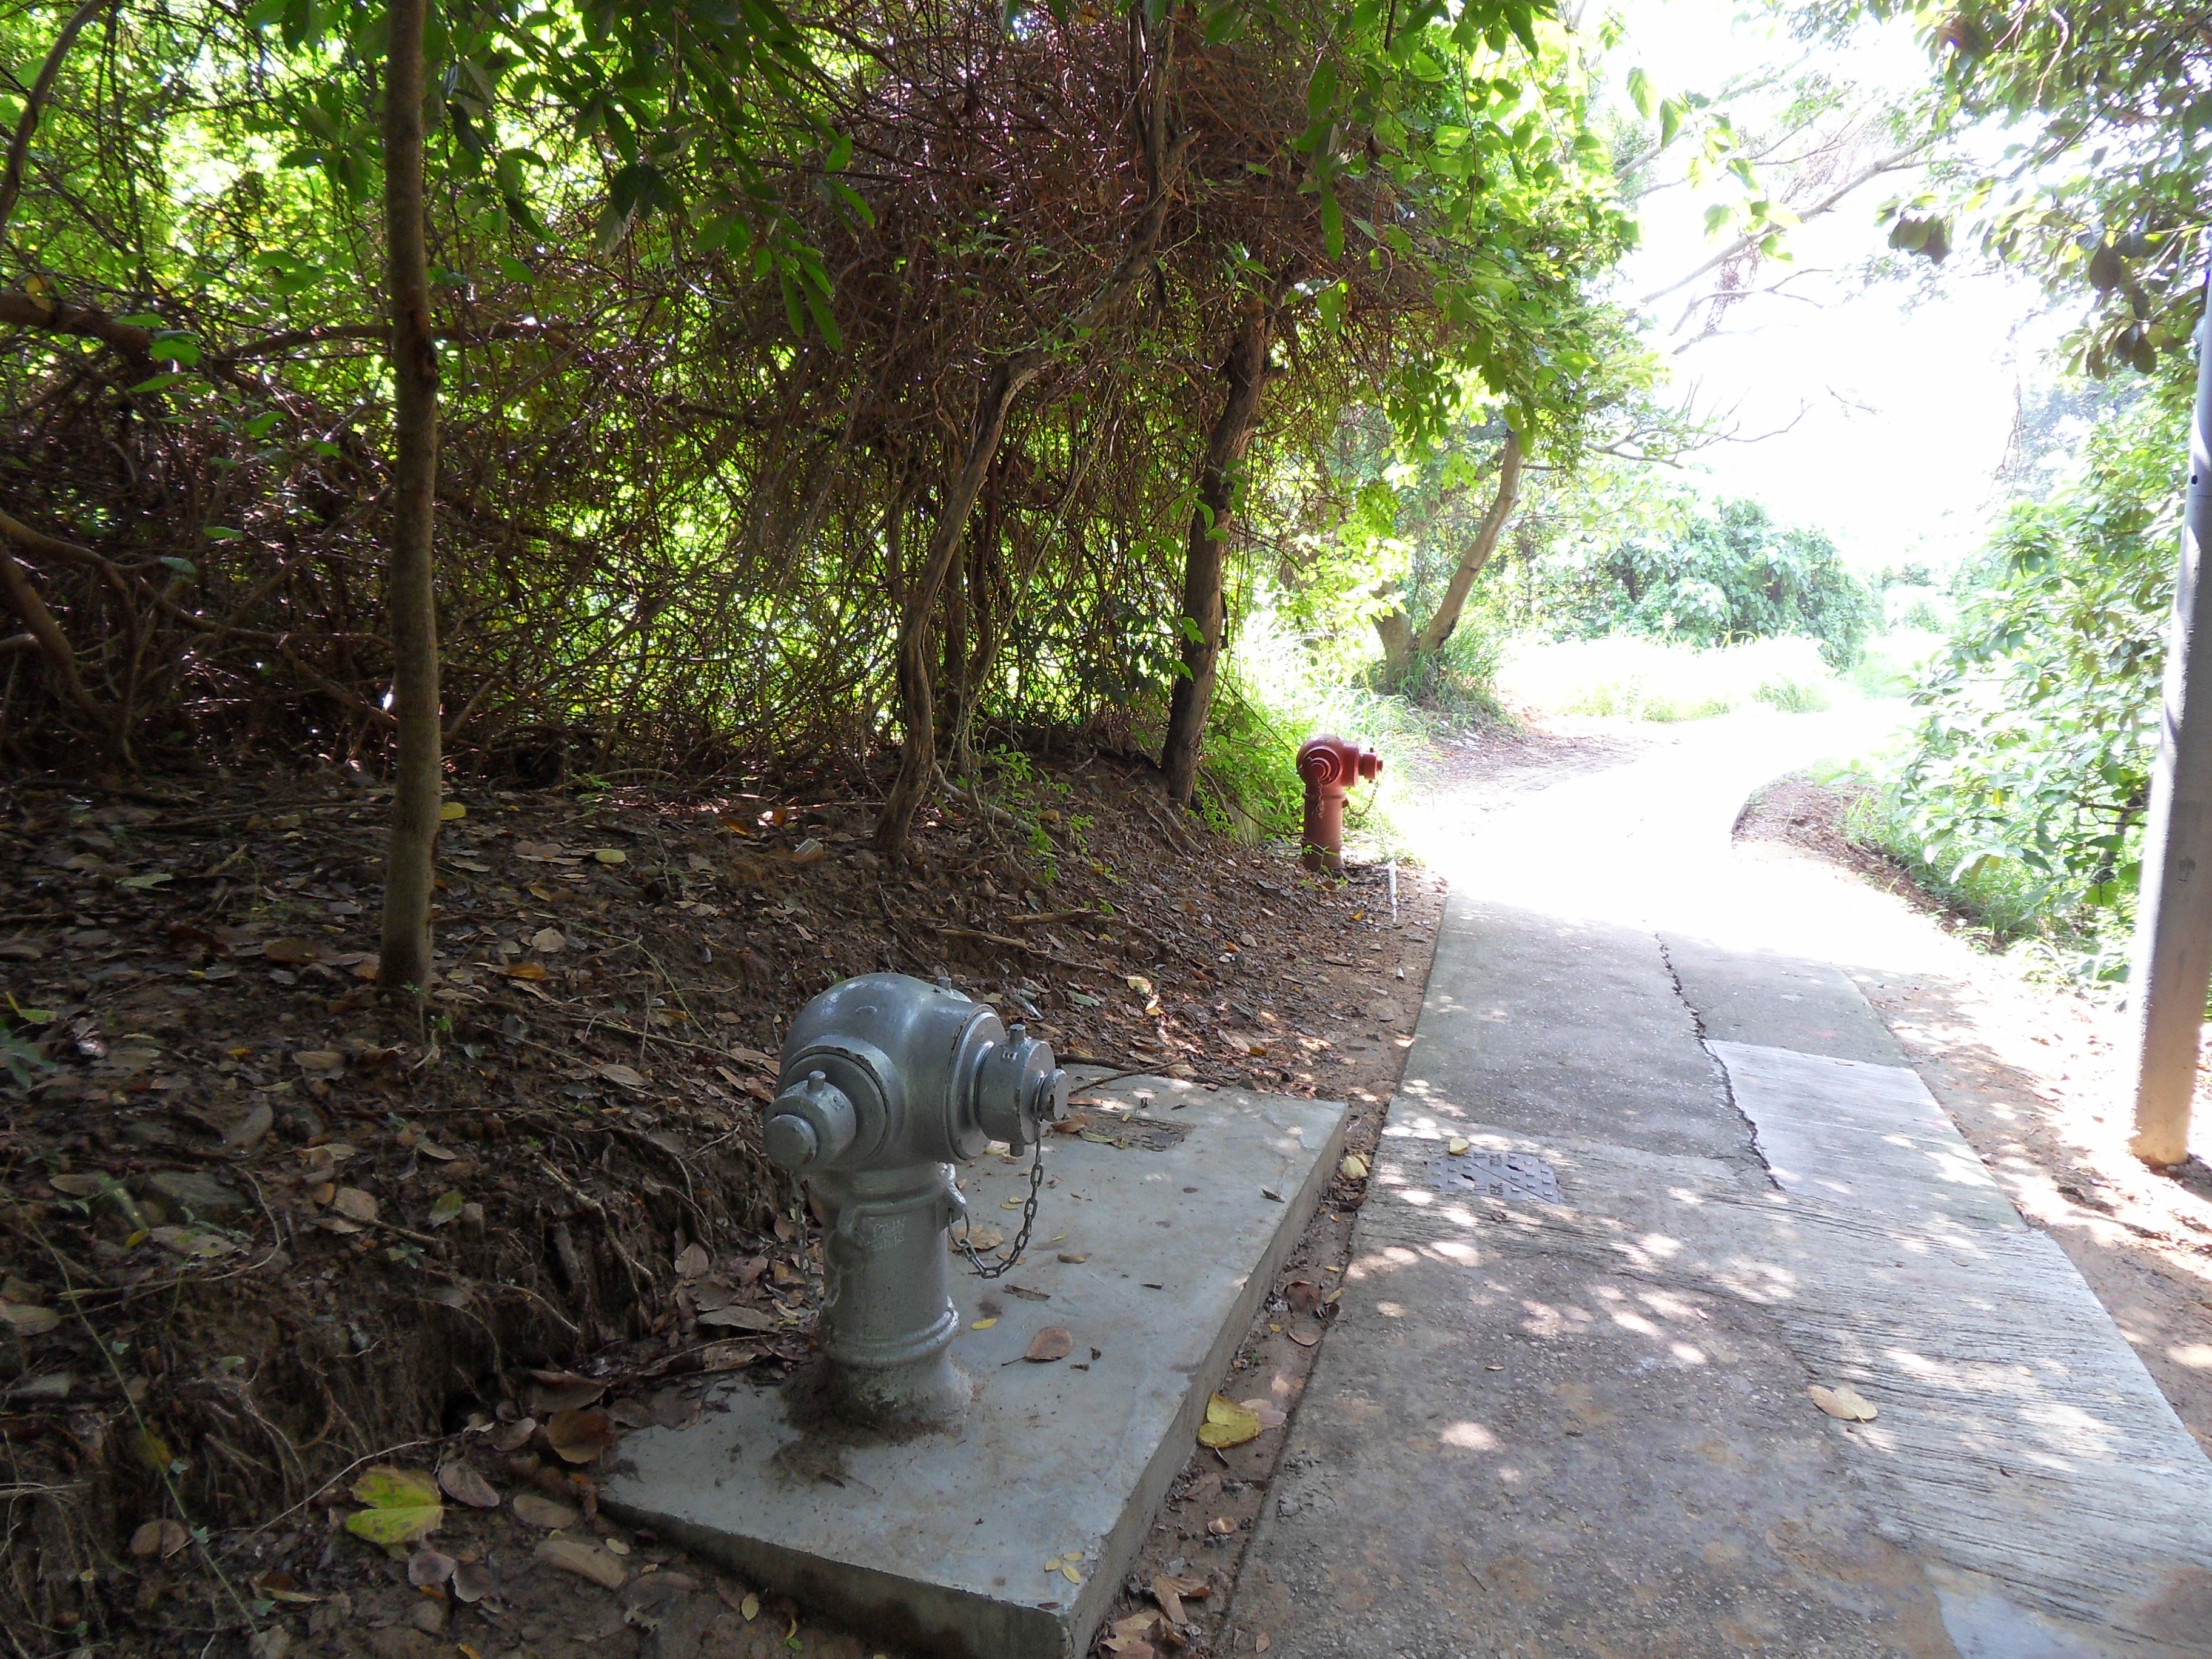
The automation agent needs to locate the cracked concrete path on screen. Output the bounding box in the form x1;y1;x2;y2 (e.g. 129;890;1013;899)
1233;712;2212;1659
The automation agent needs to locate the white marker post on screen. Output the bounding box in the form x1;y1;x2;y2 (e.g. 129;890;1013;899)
2127;276;2212;1166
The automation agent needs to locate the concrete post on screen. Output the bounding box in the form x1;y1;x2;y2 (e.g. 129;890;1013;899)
2127;280;2212;1166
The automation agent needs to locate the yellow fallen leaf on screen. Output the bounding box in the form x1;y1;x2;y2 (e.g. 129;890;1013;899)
352;1466;439;1509
740;1593;760;1621
1447;1137;1470;1155
344;1464;443;1545
971;1318;997;1330
1339;1153;1369;1180
439;802;466;821
1061;1562;1081;1583
593;848;626;865
1197;1393;1261;1449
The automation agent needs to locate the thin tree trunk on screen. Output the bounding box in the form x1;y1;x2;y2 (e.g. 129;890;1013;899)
1416;431;1523;655
377;0;443;997
1372;431;1524;685
0;0;113;246
942;475;1000;776
1160;295;1270;807
874;16;1181;859
874;361;1038;857
0;534;113;751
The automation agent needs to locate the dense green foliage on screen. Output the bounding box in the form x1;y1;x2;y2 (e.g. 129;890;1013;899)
1866;397;2182;964
0;0;1637;814
1517;495;1875;665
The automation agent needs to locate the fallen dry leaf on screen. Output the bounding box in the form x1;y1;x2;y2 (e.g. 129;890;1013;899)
536;1535;626;1589
1238;1396;1287;1429
0;1302;60;1336
545;1407;618;1464
674;1242;711;1278
1207;1515;1237;1537
407;1547;456;1589
1809;1384;1878;1423
1446;1136;1471;1155
1024;1327;1073;1363
1339;1153;1369;1181
437;1463;500;1509
596;1062;646;1091
1283;1279;1322;1314
531;928;567;954
523;1371;605;1413
1151;1575;1187;1627
695;1304;779;1333
451;1561;494;1604
129;1518;189;1560
510;1491;578;1530
263;937;319;965
503;960;546;980
330;1187;378;1224
489;1416;537;1453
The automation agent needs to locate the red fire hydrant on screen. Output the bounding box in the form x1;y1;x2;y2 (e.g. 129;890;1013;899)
1297;734;1382;873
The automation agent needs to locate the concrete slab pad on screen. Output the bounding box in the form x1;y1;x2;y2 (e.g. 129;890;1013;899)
1398;891;1760;1167
603;1076;1346;1659
1714;1041;2024;1230
1242;1101;1959;1658
1668;934;1908;1065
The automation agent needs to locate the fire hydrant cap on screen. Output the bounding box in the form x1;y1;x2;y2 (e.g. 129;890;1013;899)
765;1113;820;1171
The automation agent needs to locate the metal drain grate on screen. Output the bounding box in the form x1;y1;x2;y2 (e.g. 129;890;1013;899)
1429;1149;1561;1202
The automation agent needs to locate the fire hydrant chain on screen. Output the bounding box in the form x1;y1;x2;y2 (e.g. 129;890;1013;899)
951;1137;1045;1281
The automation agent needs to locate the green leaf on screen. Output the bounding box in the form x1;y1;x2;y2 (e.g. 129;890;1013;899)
428;1190;466;1226
1627;67;1655;120
344;1465;443;1545
159;557;199;579
1307;59;1338;124
1320;189;1344;260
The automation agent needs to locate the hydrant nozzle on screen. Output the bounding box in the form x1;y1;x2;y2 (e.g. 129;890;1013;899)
766;974;1068;1429
1297;734;1382;873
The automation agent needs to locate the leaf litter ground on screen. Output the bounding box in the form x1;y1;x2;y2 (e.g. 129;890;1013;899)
0;742;1461;1659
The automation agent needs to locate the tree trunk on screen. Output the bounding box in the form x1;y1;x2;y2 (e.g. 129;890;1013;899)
377;0;443;997
0;0;113;246
873;15;1181;860
1372;430;1524;686
873;360;1039;858
1160;294;1270;808
1374;608;1417;688
941;474;1000;777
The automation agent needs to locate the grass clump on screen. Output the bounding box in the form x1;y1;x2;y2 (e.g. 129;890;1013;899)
1496;635;1841;722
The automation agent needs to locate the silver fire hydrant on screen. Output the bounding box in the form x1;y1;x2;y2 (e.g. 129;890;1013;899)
763;973;1069;1429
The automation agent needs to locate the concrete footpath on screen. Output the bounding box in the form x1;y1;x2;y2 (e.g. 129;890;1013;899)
1234;713;2212;1659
